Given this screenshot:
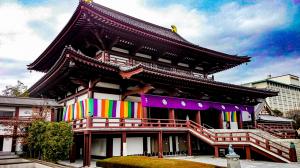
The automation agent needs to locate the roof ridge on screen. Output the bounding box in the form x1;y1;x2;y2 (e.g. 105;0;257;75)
87;1;190;43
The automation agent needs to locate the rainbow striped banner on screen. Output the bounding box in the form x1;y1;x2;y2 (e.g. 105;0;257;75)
223;111;231;122
63;98;142;121
231;111;237;122
223;111;237;122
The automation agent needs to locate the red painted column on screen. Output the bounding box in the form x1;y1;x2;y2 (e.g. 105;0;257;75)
143;107;148;119
121;132;127;156
214;146;219;157
158;131;163;158
88;80;94;99
168;109;175;123
11;107;19;152
50;108;55;122
195;111;201;125
83;131;91;167
187;132;192;156
69;135;76;163
246;146;251;160
218;112;223;129
239;111;243;129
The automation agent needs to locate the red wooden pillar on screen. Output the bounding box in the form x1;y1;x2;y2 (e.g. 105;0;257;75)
214;146;219;157
218;112;223;129
245;146;251;160
11;107;19;153
69;135;76;163
143;107;148;119
158;131;163;158
88;80;94;98
50;108;55;122
83;131;91;167
195;111;201;125
168;109;175;123
239;111;243;129
121;132;127;156
252;112;257;128
187;132;192;156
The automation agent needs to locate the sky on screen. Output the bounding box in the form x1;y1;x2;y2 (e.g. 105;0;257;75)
0;0;299;91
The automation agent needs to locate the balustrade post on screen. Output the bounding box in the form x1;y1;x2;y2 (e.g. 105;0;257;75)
246;133;250;141
266;140;270;150
105;118;109;127
289;142;297;162
186;120;190;128
73;120;76;129
86;117;91;128
158;120;161;127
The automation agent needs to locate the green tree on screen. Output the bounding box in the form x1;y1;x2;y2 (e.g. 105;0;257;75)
272;109;283;117
27;120;47;159
42;122;73;162
1;80;29;97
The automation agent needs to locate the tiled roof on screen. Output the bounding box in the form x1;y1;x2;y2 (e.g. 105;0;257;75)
91;2;190;43
0;96;60;107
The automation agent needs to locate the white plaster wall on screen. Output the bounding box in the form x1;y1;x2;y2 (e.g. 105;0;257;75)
19;107;32;117
91;138;106;156
16;137;22;152
125;96;141;102
127;137;143;155
2;137;12;152
66;99;75;105
77;94;88;101
94;93;120;101
0;107;15;112
113;138;121;156
96;82;120;89
147;137;151;153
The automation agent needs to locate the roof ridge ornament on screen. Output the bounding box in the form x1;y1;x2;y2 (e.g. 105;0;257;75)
83;0;93;4
171;25;177;33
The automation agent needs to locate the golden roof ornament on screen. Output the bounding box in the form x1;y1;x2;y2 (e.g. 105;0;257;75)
171;25;177;33
83;0;93;4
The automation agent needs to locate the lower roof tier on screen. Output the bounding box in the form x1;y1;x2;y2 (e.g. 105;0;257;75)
28;46;277;105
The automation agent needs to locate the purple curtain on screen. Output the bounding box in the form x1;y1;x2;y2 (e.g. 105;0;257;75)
141;94;254;113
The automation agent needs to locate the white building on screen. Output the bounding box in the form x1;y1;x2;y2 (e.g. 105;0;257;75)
243;74;300;116
0;96;60;153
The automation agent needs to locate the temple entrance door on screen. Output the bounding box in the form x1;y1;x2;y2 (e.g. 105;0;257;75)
201;109;220;129
175;109;197;123
148;107;168;121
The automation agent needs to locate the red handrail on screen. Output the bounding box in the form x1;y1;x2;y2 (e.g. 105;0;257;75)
70;117;292;161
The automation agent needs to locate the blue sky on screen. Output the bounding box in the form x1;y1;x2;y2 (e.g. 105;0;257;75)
0;0;299;90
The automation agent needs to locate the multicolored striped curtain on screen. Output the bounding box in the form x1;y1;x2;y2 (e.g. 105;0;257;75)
63;98;142;121
223;111;237;122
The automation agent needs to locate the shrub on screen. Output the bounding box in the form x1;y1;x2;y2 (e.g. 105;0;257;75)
27;121;73;163
96;156;224;168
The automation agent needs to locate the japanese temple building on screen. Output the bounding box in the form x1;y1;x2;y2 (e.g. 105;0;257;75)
27;0;297;166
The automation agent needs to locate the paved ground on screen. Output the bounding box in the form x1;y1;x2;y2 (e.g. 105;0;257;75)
169;156;300;168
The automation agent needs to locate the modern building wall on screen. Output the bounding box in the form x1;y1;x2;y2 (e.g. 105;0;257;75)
243;74;300;116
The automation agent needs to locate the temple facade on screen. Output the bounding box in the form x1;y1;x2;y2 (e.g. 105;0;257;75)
27;0;297;166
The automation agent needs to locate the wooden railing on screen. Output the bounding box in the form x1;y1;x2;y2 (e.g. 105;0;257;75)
256;123;296;139
70;117;293;162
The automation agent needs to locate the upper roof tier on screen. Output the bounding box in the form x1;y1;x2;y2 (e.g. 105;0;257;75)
28;0;250;74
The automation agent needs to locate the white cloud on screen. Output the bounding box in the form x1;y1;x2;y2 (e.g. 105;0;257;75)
215;54;300;85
